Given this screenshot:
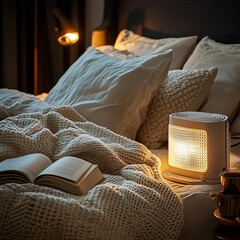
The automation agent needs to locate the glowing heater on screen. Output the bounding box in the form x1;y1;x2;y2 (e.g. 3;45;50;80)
163;112;230;184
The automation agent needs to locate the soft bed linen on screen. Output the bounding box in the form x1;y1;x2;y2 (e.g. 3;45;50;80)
152;142;240;240
0;90;183;240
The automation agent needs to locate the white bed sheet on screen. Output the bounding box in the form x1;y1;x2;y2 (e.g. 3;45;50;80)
151;142;240;240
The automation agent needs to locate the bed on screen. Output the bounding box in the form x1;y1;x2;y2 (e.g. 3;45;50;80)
0;0;240;239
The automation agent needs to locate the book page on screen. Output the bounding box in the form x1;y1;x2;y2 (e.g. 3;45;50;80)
0;153;51;183
0;174;31;184
37;156;92;183
78;165;105;194
35;176;83;195
36;164;104;195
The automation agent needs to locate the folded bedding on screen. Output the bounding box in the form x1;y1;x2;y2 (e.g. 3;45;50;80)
0;91;183;240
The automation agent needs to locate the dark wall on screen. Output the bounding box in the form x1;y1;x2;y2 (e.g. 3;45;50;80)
0;1;19;90
0;0;85;95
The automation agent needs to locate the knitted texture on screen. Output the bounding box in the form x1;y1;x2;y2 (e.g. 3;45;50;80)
136;68;217;149
0;106;183;240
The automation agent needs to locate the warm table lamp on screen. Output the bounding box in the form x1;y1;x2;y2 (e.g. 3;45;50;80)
163;112;230;184
52;8;79;46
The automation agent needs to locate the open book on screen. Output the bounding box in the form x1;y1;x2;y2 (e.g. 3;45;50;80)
0;153;105;195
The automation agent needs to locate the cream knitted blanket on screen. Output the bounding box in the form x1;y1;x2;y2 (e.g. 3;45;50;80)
0;106;183;240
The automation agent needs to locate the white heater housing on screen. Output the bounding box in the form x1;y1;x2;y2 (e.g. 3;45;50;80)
163;112;230;184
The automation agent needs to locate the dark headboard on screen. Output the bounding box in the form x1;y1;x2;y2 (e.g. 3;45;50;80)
92;0;240;46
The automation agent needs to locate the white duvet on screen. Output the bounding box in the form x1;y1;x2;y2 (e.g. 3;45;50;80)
0;89;183;240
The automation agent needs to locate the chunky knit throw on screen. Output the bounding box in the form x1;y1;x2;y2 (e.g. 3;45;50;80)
0;106;183;240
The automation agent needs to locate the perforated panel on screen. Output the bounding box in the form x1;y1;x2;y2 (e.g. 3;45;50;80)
169;125;208;172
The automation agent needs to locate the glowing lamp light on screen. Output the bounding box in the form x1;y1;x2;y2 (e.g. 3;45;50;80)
52;8;79;46
163;112;230;184
58;32;79;46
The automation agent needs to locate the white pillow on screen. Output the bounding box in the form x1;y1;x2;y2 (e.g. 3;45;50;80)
183;36;240;122
96;45;136;59
136;68;218;149
45;47;172;139
114;29;197;70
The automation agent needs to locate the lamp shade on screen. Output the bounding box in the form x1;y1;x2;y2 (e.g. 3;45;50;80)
163;112;230;184
52;8;79;46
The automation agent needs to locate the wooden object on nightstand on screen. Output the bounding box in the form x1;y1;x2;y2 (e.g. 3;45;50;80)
213;209;240;239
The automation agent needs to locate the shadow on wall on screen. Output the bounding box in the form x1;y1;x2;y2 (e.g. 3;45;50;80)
85;0;104;47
